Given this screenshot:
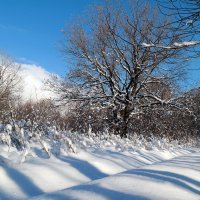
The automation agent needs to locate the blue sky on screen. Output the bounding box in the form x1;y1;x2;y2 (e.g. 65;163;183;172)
0;0;99;75
0;0;199;88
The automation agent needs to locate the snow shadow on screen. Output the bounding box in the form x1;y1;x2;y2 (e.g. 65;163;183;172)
135;151;164;163
0;189;13;200
70;184;151;200
88;150;153;172
58;156;108;180
34;147;50;159
97;150;148;167
165;155;200;171
29;193;71;200
37;184;151;200
127;169;200;196
2;164;43;198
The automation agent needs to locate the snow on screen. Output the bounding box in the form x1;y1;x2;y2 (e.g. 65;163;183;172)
142;42;155;47
173;41;200;47
0;142;199;200
28;151;200;200
142;41;200;49
186;20;194;26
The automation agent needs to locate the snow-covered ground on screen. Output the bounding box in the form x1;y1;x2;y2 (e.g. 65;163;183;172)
31;152;200;200
0;143;199;200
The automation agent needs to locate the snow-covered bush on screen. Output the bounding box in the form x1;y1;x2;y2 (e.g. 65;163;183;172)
0;99;78;156
60;131;198;153
0;87;199;159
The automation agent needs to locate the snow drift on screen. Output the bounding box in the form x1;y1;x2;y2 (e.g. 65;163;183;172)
0;137;199;200
27;151;200;200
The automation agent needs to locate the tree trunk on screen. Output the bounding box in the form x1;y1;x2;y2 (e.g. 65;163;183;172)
120;105;131;138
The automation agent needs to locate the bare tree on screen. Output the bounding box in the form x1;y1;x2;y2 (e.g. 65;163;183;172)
0;54;21;122
56;1;190;137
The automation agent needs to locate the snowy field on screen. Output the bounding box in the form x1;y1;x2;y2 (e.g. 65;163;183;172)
0;143;199;200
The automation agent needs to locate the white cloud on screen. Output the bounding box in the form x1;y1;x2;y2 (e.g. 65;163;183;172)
19;64;56;101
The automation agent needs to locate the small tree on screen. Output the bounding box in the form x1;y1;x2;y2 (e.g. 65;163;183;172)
57;1;189;137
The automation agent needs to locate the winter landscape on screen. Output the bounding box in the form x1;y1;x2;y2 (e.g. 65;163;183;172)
0;0;200;200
